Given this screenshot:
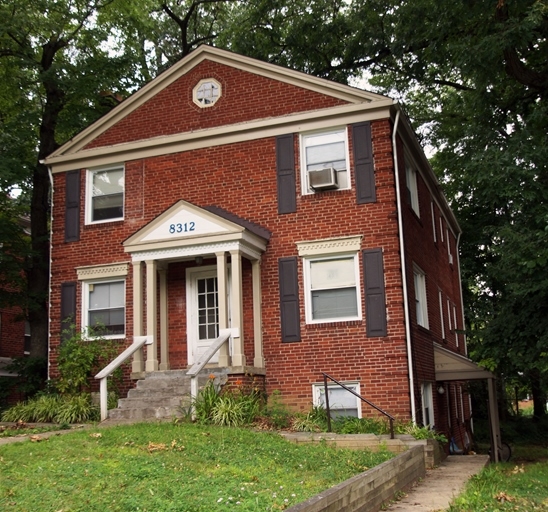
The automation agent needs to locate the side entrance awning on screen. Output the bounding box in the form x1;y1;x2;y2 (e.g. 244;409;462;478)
434;343;493;381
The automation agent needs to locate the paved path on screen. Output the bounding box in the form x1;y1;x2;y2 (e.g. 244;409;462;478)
386;454;489;511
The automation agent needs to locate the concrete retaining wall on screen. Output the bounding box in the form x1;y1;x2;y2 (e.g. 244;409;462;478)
285;446;425;512
281;433;446;469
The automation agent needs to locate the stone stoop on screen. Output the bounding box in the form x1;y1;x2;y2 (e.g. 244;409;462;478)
107;369;228;421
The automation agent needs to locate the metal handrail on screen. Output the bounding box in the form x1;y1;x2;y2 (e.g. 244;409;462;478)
94;335;153;421
322;372;396;439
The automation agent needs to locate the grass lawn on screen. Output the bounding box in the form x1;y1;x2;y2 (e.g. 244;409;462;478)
0;421;394;511
449;439;548;512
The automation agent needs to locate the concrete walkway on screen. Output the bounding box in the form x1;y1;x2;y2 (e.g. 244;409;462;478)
386;454;489;511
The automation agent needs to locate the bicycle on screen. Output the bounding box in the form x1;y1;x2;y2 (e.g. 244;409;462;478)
489;440;512;462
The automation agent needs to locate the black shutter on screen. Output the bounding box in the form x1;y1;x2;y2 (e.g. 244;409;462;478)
352;122;376;204
279;257;301;342
276;134;297;214
363;249;387;337
65;170;80;242
60;282;77;342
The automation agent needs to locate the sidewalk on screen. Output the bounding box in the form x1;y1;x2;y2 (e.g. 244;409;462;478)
386;454;489;511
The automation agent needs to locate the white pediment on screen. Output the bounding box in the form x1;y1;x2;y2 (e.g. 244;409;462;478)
124;200;243;250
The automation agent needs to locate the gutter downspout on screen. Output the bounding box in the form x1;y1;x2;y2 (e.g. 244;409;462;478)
47;166;54;381
391;107;417;423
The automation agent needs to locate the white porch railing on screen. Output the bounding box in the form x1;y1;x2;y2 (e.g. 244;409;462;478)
94;335;153;421
187;328;236;413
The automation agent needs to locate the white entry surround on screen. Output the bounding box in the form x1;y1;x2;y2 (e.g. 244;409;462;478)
123;200;269;374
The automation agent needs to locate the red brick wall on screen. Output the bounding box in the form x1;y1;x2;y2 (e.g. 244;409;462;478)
50;115;413;420
0;306;25;358
49;60;467;424
85;60;347;150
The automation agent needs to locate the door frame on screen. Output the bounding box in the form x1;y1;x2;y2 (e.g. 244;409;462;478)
186;265;231;365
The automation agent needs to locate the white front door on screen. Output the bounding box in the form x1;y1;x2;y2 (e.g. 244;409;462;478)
187;266;221;364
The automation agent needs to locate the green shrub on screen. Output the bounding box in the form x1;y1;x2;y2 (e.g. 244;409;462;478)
211;395;246;427
260;390;292;429
55;394;99;423
192;379;263;427
1;394;99;423
192;379;222;423
332;416;387;434
56;326;123;395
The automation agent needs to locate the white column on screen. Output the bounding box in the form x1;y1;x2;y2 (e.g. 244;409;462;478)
216;251;230;366
145;259;158;372
132;261;144;373
230;249;245;367
252;259;264;368
159;264;169;371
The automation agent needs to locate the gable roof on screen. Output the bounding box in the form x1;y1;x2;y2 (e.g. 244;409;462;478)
43;46;394;172
123;200;270;259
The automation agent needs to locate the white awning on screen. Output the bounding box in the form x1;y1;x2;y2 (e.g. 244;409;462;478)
434;343;493;381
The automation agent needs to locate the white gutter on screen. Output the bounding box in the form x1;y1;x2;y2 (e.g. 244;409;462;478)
47;166;54;381
391;107;417;423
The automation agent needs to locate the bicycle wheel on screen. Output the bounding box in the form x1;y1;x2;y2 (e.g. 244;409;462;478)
499;442;512;462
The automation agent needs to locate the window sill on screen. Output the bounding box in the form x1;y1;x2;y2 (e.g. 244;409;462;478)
305;319;363;329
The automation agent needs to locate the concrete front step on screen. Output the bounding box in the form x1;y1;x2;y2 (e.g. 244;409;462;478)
107;368;228;421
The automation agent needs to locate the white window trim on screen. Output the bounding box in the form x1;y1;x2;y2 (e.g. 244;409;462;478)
413;265;429;329
438;289;445;340
85;165;125;225
300;127;350;195
193;78;222;108
439;217;444;242
453;304;459;347
302;253;362;324
78;263;128;340
431;201;437;242
313;382;362;418
82;279;126;339
447;299;452;333
406;164;420;216
421;382;434;428
446;228;453;264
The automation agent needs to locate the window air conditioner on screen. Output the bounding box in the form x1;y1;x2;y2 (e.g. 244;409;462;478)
308;167;339;190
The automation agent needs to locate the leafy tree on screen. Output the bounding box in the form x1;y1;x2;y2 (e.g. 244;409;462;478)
225;0;548;414
0;0;235;360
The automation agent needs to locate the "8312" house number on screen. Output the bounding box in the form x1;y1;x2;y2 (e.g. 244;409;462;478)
169;222;196;234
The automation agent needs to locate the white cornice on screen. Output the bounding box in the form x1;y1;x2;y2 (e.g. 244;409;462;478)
296;235;363;256
76;262;129;280
45;46;390;162
46;101;393;173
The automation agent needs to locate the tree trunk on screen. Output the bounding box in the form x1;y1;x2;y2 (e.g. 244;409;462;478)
530;369;547;419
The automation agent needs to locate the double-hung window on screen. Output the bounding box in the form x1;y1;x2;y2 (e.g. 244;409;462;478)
313;382;361;418
421;382;434;428
413;266;429;329
86;166;124;223
297;236;362;324
83;280;125;337
406;163;420;216
301;128;350;194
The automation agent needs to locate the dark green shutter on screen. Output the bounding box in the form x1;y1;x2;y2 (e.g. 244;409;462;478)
65;170;80;242
352;122;376;204
276;134;297;214
60;282;77;342
363;249;387;337
279;257;301;342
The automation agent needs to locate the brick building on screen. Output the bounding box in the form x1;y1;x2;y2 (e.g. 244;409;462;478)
44;46;494;440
